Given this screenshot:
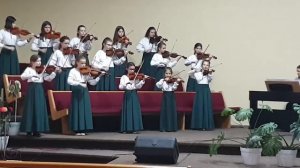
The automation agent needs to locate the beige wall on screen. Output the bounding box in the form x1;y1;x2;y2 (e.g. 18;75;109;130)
1;0;300;108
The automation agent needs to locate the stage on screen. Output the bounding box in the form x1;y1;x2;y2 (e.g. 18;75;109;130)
4;128;300;168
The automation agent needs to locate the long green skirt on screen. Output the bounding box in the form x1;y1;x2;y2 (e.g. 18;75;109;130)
114;58;127;77
69;85;93;132
120;90;143;133
20;83;49;133
186;77;197;92
38;47;53;65
140;52;156;78
96;67;115;91
154;67;165;91
160;91;178;132
55;68;71;91
191;84;215;130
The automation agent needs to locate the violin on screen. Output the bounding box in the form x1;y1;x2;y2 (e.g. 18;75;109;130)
35;65;56;74
63;47;80;55
202;69;215;75
118;36;132;46
197;52;217;60
45;31;61;40
128;73;145;81
106;49;115;57
164;77;184;84
115;49;134;58
149;35;168;44
79;66;108;77
162;51;187;59
81;34;98;43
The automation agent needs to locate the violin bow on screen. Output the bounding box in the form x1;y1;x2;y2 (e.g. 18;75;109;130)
172;70;185;77
170;39;177;53
203;44;210;54
133;60;144;81
80;22;97;43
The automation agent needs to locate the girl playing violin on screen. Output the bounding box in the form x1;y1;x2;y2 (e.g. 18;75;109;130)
70;25;93;65
185;43;203;92
91;37;126;91
136;27;159;78
119;62;145;133
150;42;180;90
31;21;59;65
113;26;129;77
0;16;32;89
156;67;181;132
67;55;101;136
20;55;56;137
49;36;75;91
191;60;214;130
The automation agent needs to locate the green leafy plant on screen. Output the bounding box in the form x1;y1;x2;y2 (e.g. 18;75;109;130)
209;104;282;156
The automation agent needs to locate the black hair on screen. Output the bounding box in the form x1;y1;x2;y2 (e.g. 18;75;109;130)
297;65;300;69
30;54;40;66
202;60;211;66
4;16;16;30
75;55;86;68
101;37;112;49
165;67;173;74
76;25;85;37
144;27;157;37
40;21;52;40
58;36;70;49
157;42;166;52
113;26;125;44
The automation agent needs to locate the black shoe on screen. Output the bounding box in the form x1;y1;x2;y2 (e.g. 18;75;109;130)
26;132;33;136
33;132;41;137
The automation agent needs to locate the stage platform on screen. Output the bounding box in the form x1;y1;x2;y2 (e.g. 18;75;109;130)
3;128;300;167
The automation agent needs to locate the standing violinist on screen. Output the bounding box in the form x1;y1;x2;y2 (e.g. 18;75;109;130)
20;55;56;137
91;37;126;91
70;25;93;65
0;16;32;89
119;62;145;133
136;27;159;78
113;26;129;77
150;42;180;90
49;36;75;91
31;21;59;65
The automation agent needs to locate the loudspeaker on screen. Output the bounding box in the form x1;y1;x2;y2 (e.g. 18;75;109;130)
134;136;179;164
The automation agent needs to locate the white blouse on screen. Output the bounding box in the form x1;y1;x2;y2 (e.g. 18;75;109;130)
119;75;145;90
185;54;203;78
136;37;157;53
70;37;92;53
21;67;56;83
91;50;126;71
67;68;100;87
31;35;59;51
150;53;178;68
194;71;213;84
0;29;28;48
49;50;75;68
156;79;179;91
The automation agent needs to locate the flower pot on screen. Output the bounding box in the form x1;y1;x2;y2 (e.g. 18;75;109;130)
8;122;20;136
240;147;262;166
0;136;9;151
276;149;297;167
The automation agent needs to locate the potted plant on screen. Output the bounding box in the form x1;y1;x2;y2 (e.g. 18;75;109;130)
209;104;282;166
7;80;21;136
275;103;300;167
0;89;10;154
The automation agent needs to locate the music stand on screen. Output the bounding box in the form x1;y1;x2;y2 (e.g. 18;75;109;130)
265;79;300;92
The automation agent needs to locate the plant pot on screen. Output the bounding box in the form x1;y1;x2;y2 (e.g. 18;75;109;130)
0;136;9;151
8;122;20;136
240;147;262;166
276;149;297;167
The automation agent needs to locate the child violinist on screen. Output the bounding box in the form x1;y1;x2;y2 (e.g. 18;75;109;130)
185;43;203;92
0;16;32;89
31;21;59;65
136;27;159;78
20;54;56;137
113;26;129;77
156;67;181;132
49;36;75;91
67;55;101;136
91;37;126;91
70;25;94;65
119;62;145;133
150;42;180;90
191;60;215;130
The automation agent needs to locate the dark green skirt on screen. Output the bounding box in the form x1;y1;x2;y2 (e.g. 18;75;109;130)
55;68;71;91
186;77;197;92
140;52;156;78
69;85;93;132
96;67;115;91
191;84;215;130
38;47;53;65
121;90;143;132
160;91;178;132
114;58;127;77
154;67;165;91
20;83;49;133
